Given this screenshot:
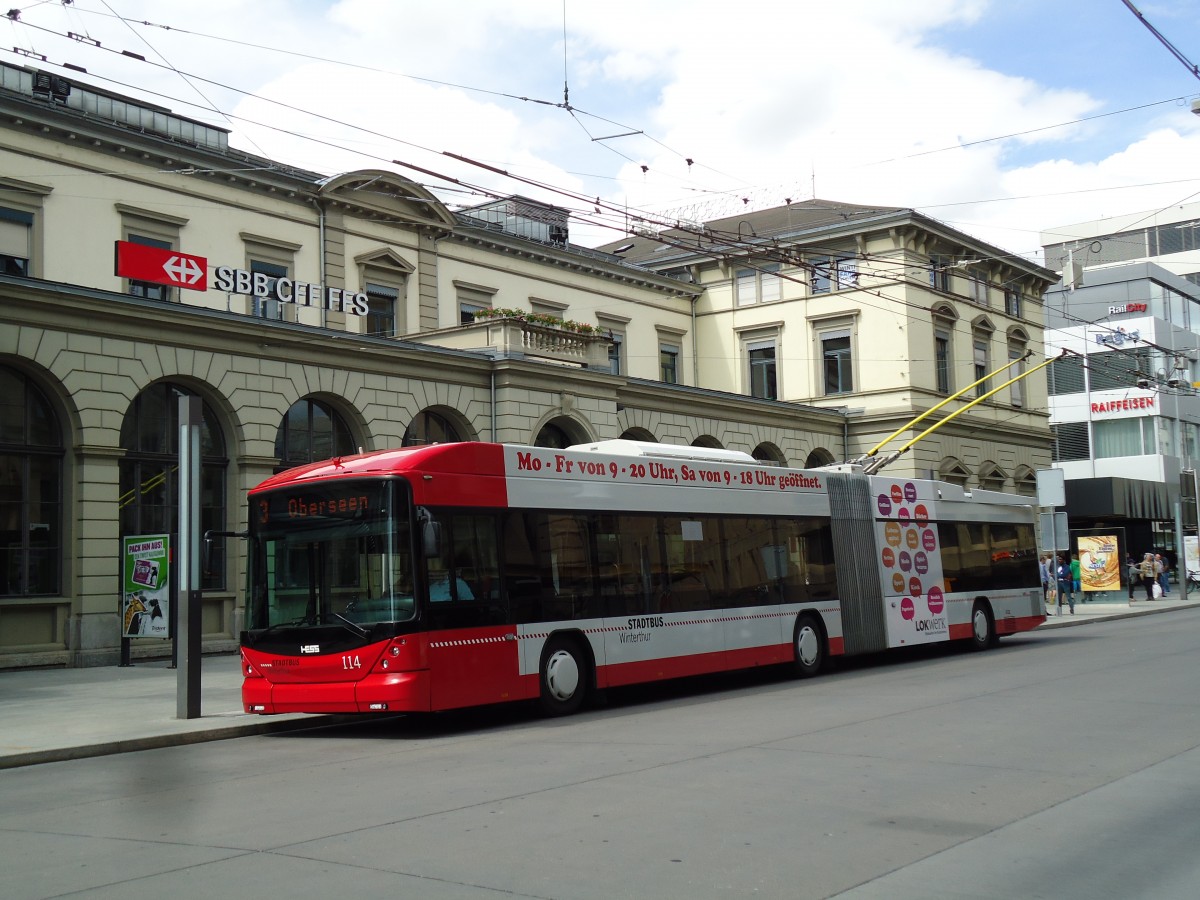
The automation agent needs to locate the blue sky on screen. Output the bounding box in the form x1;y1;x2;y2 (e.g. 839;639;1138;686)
937;0;1200;165
3;0;1198;262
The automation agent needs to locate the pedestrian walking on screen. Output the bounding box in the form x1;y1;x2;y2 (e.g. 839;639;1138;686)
1045;555;1058;612
1040;555;1051;604
1155;553;1170;597
1127;555;1138;601
1057;554;1075;615
1071;552;1082;601
1139;552;1156;601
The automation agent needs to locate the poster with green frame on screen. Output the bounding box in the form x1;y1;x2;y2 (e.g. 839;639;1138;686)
122;534;170;638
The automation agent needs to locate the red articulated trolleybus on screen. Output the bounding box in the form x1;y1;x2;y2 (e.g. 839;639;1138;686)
239;440;1045;716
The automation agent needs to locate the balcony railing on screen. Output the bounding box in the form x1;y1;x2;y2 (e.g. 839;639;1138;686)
401;316;612;368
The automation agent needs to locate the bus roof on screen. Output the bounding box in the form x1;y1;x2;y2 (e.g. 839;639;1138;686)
249;441;1034;513
250;443;504;493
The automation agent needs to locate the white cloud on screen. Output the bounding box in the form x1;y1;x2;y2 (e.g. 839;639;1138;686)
9;0;1199;260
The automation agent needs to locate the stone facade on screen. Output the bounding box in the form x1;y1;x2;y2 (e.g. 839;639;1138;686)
0;61;1054;668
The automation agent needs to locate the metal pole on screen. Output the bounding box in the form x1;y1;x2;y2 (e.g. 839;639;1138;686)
176;395;202;719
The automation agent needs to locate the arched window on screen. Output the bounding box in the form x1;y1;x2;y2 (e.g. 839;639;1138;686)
804;448;835;468
0;366;63;596
692;435;723;449
753;443;786;465
619;428;657;442
535;420;575;449
119;382;227;590
403;409;463;446
275;398;355;470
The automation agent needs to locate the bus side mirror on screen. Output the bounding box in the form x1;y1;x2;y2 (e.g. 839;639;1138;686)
423;521;441;557
203;529;248;571
418;512;441;557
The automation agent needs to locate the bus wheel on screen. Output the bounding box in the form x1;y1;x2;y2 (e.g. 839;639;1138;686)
970;601;996;651
792;614;825;678
539;636;587;716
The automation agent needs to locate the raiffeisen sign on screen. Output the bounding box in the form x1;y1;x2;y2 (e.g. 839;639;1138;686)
114;241;368;315
1090;396;1156;415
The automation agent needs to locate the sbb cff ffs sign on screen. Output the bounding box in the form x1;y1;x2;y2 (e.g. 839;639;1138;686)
114;241;208;291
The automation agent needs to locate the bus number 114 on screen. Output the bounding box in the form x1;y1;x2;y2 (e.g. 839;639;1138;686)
342;655;362;670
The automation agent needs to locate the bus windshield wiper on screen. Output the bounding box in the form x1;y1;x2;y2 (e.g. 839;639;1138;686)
330;612;369;638
247;616;313;644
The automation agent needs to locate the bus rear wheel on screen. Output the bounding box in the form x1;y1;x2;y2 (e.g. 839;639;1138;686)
539;636;588;716
969;601;997;651
792;614;825;678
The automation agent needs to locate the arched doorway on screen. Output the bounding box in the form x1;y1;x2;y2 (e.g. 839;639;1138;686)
804;448;835;468
404;408;467;446
274;397;356;471
119;381;227;589
0;365;64;596
619;427;657;442
535;416;589;449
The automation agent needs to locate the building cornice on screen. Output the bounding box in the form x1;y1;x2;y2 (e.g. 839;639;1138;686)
449;227;702;299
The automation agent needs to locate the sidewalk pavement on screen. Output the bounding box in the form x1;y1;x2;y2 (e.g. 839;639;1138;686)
3;596;1200;770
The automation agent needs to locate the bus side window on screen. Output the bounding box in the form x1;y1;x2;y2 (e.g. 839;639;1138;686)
452;512;500;603
603;513;664;618
723;516;779;607
547;512;592;620
424;513;505;630
662;516;721;613
503;510;549;624
778;518;835;602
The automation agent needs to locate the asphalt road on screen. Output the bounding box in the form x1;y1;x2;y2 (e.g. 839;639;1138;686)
3;611;1200;900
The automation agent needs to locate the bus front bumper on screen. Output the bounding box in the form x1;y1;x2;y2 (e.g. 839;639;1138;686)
243;670;431;715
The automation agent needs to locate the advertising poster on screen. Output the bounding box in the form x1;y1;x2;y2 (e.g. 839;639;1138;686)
873;478;948;647
1078;535;1120;593
122;534;170;638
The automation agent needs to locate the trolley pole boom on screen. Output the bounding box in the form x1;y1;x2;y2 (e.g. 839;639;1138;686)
856;350;1034;464
862;350;1068;475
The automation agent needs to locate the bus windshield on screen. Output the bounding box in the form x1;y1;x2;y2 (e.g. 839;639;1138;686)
247;479;416;630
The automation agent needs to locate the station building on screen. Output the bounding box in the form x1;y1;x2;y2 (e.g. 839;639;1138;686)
0;62;1057;667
